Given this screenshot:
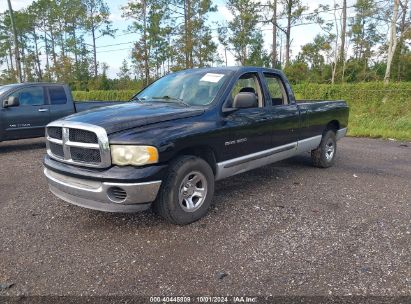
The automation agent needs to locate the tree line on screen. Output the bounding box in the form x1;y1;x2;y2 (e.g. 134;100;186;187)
1;0;410;90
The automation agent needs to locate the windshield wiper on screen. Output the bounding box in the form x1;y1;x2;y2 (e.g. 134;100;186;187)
151;96;189;107
130;96;145;102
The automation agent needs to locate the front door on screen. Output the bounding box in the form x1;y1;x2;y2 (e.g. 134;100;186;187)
3;86;50;140
222;72;273;160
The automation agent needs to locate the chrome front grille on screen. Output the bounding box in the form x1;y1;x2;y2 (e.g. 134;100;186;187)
69;129;98;143
46;121;111;168
70;147;101;163
47;127;62;140
49;142;64;158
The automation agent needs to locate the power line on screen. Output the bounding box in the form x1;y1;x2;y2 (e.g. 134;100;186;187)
95;14;358;54
69;0;393;54
95;1;384;40
96;47;132;53
95;41;133;49
116;31;138;37
256;0;388;21
1;0;393;64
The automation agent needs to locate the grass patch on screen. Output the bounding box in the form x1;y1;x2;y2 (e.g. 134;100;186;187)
294;82;411;141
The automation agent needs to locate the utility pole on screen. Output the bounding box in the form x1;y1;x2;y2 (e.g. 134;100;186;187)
271;0;277;68
340;0;347;82
7;0;22;83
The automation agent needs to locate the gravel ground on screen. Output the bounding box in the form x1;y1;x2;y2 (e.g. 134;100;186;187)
0;137;410;297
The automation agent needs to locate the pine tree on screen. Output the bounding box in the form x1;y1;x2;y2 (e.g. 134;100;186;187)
280;0;307;66
83;0;115;78
226;0;262;65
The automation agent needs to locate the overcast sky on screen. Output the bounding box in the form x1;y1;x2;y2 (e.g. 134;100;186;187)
1;0;374;78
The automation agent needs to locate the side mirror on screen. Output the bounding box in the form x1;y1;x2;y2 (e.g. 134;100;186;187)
232;92;257;109
3;96;19;108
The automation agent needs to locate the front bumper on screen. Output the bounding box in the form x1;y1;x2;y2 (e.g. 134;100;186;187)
336;127;347;140
44;168;161;213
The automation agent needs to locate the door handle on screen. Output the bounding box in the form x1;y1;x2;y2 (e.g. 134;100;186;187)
38;108;49;112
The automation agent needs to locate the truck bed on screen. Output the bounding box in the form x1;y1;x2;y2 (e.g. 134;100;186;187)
297;100;349;139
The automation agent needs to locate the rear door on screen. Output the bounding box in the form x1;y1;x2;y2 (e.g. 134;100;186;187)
262;72;300;147
47;85;75;122
3;85;50;140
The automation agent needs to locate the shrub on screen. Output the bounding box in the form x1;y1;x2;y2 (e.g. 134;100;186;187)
294;82;411;140
73;90;136;101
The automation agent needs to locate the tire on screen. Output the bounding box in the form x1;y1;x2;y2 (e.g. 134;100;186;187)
311;129;337;168
153;155;215;225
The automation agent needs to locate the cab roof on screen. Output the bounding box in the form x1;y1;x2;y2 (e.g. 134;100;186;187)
179;66;282;74
0;82;65;88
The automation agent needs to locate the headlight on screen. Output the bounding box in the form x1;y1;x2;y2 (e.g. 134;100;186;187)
111;145;159;166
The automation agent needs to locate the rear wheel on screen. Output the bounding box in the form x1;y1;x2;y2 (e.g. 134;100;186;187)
311;130;337;168
153;155;214;225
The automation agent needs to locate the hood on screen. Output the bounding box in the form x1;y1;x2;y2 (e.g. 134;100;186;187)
61;102;205;134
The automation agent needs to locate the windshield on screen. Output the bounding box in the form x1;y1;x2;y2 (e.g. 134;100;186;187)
135;70;230;106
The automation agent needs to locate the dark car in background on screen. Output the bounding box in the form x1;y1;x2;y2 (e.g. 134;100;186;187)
0;83;121;142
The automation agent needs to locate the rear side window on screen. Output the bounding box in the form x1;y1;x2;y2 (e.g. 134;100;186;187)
263;73;288;105
48;86;67;105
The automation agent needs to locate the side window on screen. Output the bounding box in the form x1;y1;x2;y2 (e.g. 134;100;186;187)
48;86;67;105
263;73;288;106
230;73;264;108
9;87;45;106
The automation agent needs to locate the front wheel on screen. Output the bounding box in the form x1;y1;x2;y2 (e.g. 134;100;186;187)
311;130;337;168
153;155;215;225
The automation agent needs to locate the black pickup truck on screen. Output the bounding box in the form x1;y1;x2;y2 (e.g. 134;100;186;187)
43;67;348;225
0;83;120;142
